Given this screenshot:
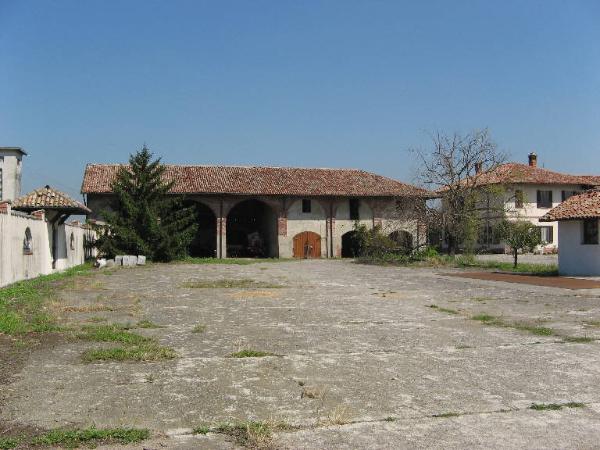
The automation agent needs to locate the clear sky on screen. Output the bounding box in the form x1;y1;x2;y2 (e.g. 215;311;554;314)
1;0;599;199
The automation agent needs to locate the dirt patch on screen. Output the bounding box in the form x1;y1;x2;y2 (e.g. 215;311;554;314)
446;272;600;289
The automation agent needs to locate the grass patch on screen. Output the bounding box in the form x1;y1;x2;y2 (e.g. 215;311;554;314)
530;402;585;411
183;278;284;289
192;421;294;447
427;304;459;315
357;252;558;276
454;257;558;276
192;425;211;435
229;349;276;358
562;336;595;343
0;427;149;449
0;264;93;334
471;314;558;337
82;345;177;362
471;313;499;324
136;320;163;329
472;313;595;342
513;324;555;336
384;416;396;422
79;324;176;362
0;437;20;450
212;421;289;448
192;324;207;333
78;324;150;345
432;412;461;418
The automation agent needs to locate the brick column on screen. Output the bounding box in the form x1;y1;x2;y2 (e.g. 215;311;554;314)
278;216;287;236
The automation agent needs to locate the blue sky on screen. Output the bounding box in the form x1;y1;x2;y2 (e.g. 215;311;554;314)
1;0;599;198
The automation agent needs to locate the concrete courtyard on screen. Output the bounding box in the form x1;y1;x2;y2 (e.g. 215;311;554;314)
3;259;600;449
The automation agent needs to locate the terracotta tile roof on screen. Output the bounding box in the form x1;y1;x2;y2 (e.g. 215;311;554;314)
81;164;431;197
436;163;600;193
540;190;600;221
13;185;91;213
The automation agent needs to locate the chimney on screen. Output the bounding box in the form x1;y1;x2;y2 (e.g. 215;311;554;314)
528;152;537;167
0;147;27;201
475;162;483;174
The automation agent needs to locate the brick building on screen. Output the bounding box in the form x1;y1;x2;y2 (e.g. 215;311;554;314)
81;164;430;258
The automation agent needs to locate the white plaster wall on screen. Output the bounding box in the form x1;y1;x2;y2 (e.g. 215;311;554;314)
0;211;94;287
280;199;328;258
334;200;373;257
53;224;90;270
557;220;600;276
0;212;52;287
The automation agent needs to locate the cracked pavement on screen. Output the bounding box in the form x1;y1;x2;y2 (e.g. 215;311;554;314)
3;259;600;449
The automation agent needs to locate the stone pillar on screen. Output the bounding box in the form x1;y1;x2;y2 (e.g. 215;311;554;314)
326;216;336;258
217;217;226;258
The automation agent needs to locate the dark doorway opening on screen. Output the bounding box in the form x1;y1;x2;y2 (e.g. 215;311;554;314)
227;199;278;258
185;201;217;257
341;230;361;258
389;230;413;255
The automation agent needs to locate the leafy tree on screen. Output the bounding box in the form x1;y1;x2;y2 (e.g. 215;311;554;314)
496;220;543;267
95;147;198;262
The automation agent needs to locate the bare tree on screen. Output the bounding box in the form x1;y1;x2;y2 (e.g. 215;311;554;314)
413;129;507;255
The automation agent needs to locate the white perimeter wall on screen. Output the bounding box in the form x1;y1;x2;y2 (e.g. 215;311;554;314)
557;220;600;276
0;209;93;287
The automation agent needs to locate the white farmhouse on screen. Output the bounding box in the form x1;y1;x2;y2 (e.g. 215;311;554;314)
540;190;600;276
447;153;600;252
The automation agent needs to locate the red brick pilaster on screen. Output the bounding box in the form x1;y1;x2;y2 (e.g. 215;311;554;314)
278;217;287;236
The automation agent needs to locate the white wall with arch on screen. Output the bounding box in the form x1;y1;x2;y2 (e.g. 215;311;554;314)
0;203;94;287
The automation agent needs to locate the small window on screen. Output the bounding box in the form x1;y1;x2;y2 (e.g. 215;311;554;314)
515;190;524;208
70;233;75;250
562;190;581;202
349;199;360;221
583;219;599;245
23;227;33;254
537;190;553;208
537;226;554;244
302;199;311;213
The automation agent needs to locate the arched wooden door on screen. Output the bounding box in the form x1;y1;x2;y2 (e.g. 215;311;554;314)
293;232;321;258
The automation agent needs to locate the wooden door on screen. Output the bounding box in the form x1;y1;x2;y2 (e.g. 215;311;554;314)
293;232;321;258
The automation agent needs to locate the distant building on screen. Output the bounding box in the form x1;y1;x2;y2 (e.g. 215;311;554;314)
82;164;431;259
0;147;26;202
440;152;600;252
541;190;600;276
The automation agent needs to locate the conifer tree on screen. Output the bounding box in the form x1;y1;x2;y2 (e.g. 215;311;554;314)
95;147;197;262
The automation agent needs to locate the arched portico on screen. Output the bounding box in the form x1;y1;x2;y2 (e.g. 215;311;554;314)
226;199;278;258
184;200;217;257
